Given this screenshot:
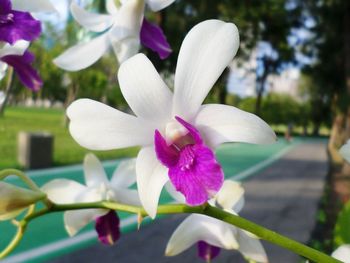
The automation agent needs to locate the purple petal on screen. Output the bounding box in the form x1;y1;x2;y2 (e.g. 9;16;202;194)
95;210;121;246
197;241;221;261
0;10;41;44
1;51;42;91
0;0;12;14
175;116;203;144
168;143;224;206
155;129;179;168
140;18;172;59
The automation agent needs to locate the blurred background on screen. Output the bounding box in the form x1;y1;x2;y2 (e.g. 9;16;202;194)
1;0;350;262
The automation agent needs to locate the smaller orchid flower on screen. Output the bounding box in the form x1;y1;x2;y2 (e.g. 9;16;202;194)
42;154;139;245
0;41;42;91
0;0;41;45
11;0;57;13
165;181;268;262
332;245;350;263
54;0;173;71
0;181;46;221
340;140;350;163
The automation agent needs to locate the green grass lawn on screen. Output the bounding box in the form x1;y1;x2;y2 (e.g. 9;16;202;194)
0;107;138;170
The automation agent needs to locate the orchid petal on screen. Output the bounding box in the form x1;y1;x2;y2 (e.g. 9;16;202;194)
195;104;276;148
0;41;29;58
165;181;185;203
340;140;350;163
113;188;140;206
67;99;154;150
165;214;238;256
215;180;245;213
237;229;268;263
71;3;114;32
118;54;173;123
146;0;175;12
173;20;239;119
110;158;137;188
84;153;109;187
53;33;109;71
332;245;350;263
106;0;119;15
136;146;168;219
41;179;86;204
110;36;140;63
95;210;120;245
12;0;57;13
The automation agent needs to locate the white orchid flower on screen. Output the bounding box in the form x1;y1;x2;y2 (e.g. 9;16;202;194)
54;0;174;71
41;154;139;244
12;0;57;13
0;181;46;221
67;20;276;219
340;140;350;163
332;245;350;263
166;181;268;262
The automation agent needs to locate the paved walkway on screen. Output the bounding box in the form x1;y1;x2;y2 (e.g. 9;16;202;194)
52;142;328;263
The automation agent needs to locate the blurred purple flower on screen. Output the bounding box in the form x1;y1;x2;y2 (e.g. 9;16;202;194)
197;241;221;261
95;210;121;246
0;0;41;44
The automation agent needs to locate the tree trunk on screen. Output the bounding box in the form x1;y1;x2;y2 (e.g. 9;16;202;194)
0;67;14;117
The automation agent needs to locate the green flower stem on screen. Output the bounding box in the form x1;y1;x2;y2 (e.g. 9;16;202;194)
0;169;41;192
0;201;338;263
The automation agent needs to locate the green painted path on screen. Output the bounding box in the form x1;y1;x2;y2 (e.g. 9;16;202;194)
1;138;320;263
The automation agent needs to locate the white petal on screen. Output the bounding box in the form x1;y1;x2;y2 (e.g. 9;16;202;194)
12;0;57;13
67;99;154;150
237;229;268;263
0;41;29;58
53;33;110;71
41;179;86;204
113;188;140;206
106;0;119;15
64;208;107;236
215;180;245;213
111;158;137;188
173;20;239;119
340;140;350;163
70;3;114;32
165;182;185;204
195;104;276;148
166;214;238;256
118;54;173;123
146;0;175;12
111;36;140;63
136;147;168;219
83;153;109;187
332;245;350;263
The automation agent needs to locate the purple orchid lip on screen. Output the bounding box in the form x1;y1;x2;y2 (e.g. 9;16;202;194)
95;210;121;246
140;18;172;59
0;0;41;44
154;116;224;206
197;241;221;261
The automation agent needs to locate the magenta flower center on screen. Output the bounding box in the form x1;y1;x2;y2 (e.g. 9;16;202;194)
155;116;224;206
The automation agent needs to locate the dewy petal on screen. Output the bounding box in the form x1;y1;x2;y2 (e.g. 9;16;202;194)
215;180;245;213
70;3;114;33
237;229;268;263
136;146;168;219
67;99;154;150
145;0;175;12
197;241;221;261
95;210;120;245
83;153;109;187
118;54;173;123
332;245;350;263
339;140;350;163
1;51;43;91
140;18;172;59
110;158;137;189
41;179;85;204
12;0;57;13
53;33;110;71
0;40;29;58
173;20;239;119
165;214;238;256
195;104;277;148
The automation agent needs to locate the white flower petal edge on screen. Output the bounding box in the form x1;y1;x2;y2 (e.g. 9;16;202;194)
136;147;169;219
70;3;114;32
339;140;350;163
173;20;239;119
332;245;350;263
83;153;109;187
165;214;239;256
53;33;110;71
41;179;85;204
0;41;29;58
146;0;176;12
195;104;277;148
111;158;137;188
12;0;57;13
67;99;154;150
237;229;268;263
106;0;119;15
215;180;245;213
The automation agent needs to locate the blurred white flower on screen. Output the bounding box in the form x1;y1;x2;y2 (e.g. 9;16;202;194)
332;245;350;263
